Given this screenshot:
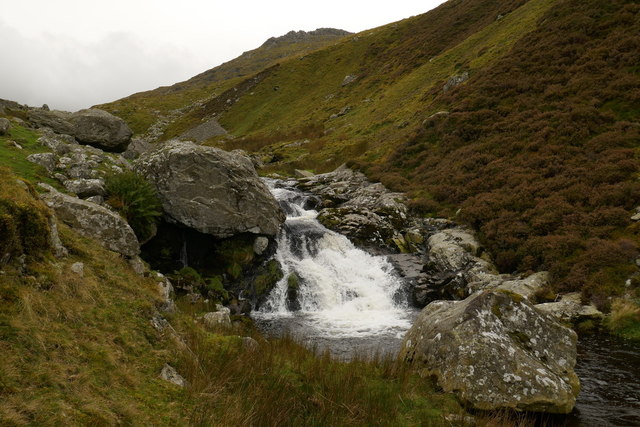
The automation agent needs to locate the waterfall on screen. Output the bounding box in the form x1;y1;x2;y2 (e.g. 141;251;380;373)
254;179;415;353
179;236;188;268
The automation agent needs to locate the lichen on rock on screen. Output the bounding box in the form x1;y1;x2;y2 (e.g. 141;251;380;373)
400;290;580;414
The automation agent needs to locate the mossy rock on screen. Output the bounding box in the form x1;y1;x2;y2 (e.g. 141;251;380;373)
0;170;51;264
287;272;300;290
254;260;284;297
206;275;229;303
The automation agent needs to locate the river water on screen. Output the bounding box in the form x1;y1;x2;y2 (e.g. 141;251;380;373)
253;179;416;359
253;179;640;425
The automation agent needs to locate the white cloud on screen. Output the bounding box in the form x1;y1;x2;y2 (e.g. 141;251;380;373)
0;21;201;110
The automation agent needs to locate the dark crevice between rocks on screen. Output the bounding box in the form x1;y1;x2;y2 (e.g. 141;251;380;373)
140;220;279;313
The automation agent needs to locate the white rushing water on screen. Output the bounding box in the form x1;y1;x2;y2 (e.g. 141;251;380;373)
253;180;415;356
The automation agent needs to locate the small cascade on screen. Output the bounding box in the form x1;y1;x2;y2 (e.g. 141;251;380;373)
179;237;188;268
253;179;416;356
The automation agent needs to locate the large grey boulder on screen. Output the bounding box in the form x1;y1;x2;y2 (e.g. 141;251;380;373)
134;140;285;238
0;117;11;135
400;290;580;413
70;109;132;152
29;108;132;152
411;228;500;303
414;227;550;306
38;184;139;257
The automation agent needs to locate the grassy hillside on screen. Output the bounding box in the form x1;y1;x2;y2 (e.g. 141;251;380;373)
98;29;351;135
0;167;189;424
0;118;469;425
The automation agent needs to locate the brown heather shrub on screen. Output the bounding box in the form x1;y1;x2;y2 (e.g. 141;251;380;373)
364;0;640;303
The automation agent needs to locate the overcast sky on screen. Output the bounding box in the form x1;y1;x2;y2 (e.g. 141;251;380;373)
0;0;446;111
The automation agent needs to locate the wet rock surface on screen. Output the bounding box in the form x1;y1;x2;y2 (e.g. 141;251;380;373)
294;166;554;307
297;165;412;252
400;290;580;413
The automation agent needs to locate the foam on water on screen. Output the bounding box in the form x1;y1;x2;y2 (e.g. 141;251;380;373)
254;180;414;347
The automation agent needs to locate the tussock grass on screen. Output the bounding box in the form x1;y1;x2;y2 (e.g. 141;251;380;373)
175;321;461;427
607;298;640;340
0;174;189;424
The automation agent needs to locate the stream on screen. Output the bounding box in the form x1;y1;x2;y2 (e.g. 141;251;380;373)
252;179;416;359
252;179;640;426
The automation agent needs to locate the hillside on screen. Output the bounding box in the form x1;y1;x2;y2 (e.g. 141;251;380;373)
98;28;351;136
103;0;640;317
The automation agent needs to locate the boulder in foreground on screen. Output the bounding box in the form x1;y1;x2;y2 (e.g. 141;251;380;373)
400;290;580;413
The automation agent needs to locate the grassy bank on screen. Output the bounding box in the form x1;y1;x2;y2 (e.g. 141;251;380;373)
0;151;465;424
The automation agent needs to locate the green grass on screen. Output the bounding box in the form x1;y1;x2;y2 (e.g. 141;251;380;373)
206;0;554;173
104;171;162;242
0;122;59;187
0;171;189;424
174;316;462;426
99;31;350;136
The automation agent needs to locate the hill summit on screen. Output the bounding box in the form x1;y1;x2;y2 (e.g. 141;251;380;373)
260;28;352;48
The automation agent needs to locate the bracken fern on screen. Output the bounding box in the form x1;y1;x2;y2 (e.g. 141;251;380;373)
104;171;162;243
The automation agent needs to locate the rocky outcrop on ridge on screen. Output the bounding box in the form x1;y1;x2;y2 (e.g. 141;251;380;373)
135;140;285;238
260;28;352;49
400;290;580;413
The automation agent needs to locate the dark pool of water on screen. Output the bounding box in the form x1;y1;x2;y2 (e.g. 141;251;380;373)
563;334;640;426
254;310;419;360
